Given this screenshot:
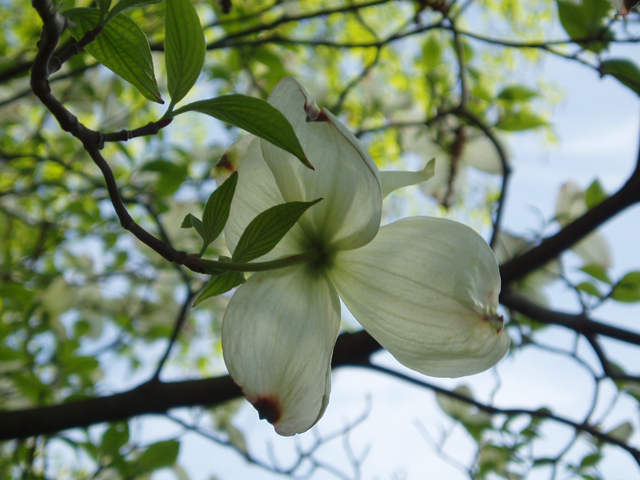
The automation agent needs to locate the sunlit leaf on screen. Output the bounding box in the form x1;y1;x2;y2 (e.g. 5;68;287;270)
232;199;322;263
585;179;608;209
580;264;612;284
497;85;539;102
172;95;311;168
105;0;163;24
611;271;640;302
165;0;205;105
63;8;163;103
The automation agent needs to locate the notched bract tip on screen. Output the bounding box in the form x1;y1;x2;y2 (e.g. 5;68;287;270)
483;313;505;333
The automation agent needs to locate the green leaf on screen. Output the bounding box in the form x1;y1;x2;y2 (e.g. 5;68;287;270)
63;8;163;103
97;0;112;18
181;213;204;240
232;199;322;263
105;0;164;24
611;271;640;302
497;85;539;102
136;440;180;472
580;264;612;284
601;59;640;96
585;179;608;209
193;271;246;305
141;159;188;195
556;0;611;53
165;0;206;105
422;35;442;70
0;346;22;362
200;172;238;256
576;281;601;298
100;423;129;456
10;372;51;402
579;452;602;469
497;110;547;131
172;95;311;168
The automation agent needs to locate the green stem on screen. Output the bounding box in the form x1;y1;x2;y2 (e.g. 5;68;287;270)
200;250;320;273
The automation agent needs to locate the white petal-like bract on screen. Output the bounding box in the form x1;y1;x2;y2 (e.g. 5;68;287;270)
222;265;341;436
381;159;435;199
329;217;510;377
261;77;382;251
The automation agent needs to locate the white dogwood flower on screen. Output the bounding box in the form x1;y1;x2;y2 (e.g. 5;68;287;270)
221;77;510;436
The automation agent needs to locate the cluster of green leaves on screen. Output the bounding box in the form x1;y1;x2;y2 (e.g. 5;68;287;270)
556;0;640;94
62;423;181;478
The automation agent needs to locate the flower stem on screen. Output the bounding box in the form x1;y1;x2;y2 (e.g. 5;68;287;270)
200;250;320;273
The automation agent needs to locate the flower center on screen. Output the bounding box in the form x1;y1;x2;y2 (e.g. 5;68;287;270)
304;240;336;277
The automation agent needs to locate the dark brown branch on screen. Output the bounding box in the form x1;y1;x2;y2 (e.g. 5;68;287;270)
102;119;173;143
0;331;380;440
500;165;640;286
501;291;640;346
151;289;196;380
29;0;207;276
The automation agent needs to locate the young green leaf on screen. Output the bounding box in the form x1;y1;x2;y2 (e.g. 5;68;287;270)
422;35;442;70
165;0;206;105
601;58;640;95
200;172;238;256
172;95;311;168
181;213;204;240
611;271;640;302
105;0;163;24
97;0;112;19
580;264;612;284
585;179;608;209
193;271;246;306
135;440;180;472
232;199;322;264
576;281;601;298
63;8;163;103
497;85;539;103
99;423;129;456
497;110;547;131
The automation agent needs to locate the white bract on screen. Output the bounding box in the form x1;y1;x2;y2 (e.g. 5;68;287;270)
221;77;510;436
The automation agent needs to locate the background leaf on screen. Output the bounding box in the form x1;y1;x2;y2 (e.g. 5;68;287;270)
64;8;163;103
601;59;640;95
135;440;180;473
165;0;205;105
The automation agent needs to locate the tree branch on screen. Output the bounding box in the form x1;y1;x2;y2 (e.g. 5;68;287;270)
501;291;640;346
500;164;640;286
0;331;380;440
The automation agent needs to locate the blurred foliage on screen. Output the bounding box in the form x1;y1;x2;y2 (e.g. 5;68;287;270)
1;0;640;478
